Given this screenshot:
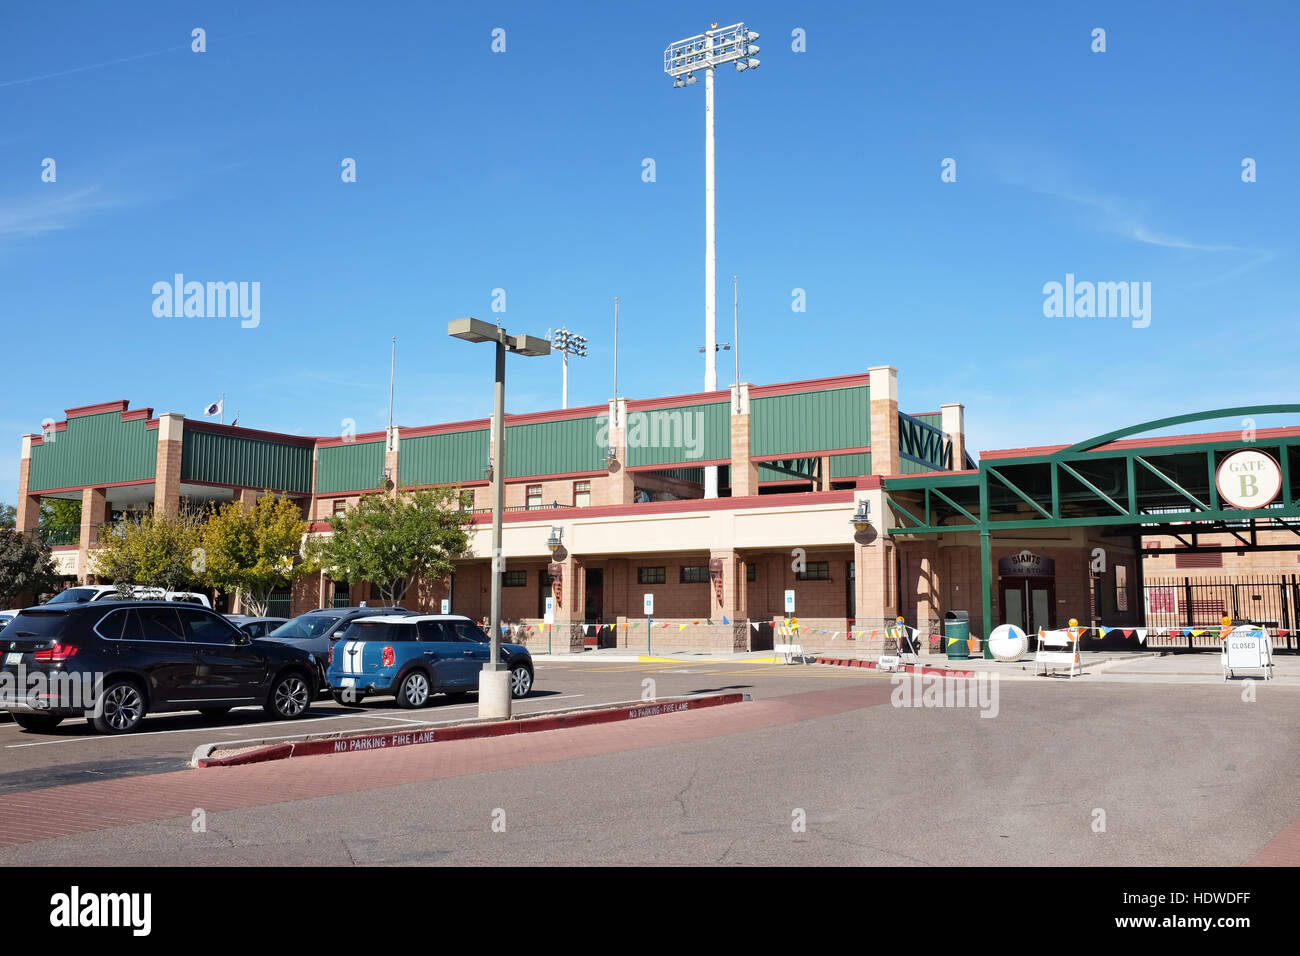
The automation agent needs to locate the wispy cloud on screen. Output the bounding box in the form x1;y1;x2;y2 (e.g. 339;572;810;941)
0;186;121;239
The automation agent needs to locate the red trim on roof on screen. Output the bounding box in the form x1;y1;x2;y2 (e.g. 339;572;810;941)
505;403;608;426
627;390;731;412
981;424;1300;460
400;419;491;439
119;407;154;422
748;373;870;398
186;420;317;447
315;433;387;448
906;411;942;418
465;488;858;524
145;419;160;430
182;480;308;496
64;400;129;418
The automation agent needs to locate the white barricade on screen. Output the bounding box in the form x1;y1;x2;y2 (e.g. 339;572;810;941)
1222;625;1273;681
1034;627;1080;678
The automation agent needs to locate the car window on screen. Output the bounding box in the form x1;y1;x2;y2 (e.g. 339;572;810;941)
417;620;455;642
4;609;72;638
137;606;186;642
178;608;241;644
45;588;104;605
267;614;343;639
343;620;419;642
451;621;489;643
96;607;144;641
243;622;263;639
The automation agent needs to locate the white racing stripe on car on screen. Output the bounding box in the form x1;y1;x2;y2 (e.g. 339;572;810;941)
341;640;367;675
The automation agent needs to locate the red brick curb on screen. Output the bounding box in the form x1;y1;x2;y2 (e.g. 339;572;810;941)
197;693;746;768
814;657;975;679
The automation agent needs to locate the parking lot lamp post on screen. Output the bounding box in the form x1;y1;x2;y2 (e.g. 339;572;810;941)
448;318;550;719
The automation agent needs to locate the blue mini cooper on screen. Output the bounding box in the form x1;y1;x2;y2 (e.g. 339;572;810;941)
326;615;534;708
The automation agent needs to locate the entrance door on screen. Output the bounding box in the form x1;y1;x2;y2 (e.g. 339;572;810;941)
584;568;603;623
999;577;1055;634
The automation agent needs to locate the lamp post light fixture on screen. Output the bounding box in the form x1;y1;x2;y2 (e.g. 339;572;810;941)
549;327;588;410
665;20;759;500
546;525;564;555
448;317;551;720
604;445;619;470
850;500;872;534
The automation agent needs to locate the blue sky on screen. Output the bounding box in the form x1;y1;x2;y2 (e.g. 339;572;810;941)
2;1;1297;503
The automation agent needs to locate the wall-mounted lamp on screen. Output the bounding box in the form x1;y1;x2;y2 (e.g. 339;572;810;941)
604;446;618;469
850;500;871;533
485;458;494;483
546;525;564;555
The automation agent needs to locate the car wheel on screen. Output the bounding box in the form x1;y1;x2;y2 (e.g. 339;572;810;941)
198;706;232;718
265;672;312;719
90;680;147;734
396;671;431;709
330;690;365;707
509;665;533;699
12;713;63;732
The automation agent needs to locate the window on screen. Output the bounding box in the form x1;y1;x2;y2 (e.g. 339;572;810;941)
417;620;453;642
746;563;756;582
332;500;347;515
331;581;351;608
451;621;489;643
526;485;543;509
679;565;708;583
796;561;830;581
574;481;591;507
503;570;527;587
637;567;666;585
177;608;241;644
137;607;186;642
95;608;143;641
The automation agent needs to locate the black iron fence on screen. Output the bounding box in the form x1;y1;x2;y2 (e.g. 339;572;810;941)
1143;575;1300;651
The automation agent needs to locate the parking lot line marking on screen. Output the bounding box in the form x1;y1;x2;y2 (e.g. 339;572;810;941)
3;695;587;748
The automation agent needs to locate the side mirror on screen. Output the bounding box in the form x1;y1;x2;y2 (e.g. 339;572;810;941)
331;631;346;641
234;630;252;645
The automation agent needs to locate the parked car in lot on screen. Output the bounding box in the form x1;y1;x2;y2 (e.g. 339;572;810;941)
224;615;290;639
261;606;414;685
41;585;213;608
326;614;534;708
0;602;317;734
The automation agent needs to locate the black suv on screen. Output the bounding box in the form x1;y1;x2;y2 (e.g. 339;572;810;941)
0;602;318;734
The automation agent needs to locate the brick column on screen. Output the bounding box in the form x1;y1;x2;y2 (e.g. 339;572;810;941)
852;484;898;655
595;399;634;506
729;385;759;497
16;435;40;532
549;548;586;652
941;403;966;469
913;540;942;649
77;487;107;583
869;365;899;477
385;426;400;496
238;488;258;509
153;413;184;517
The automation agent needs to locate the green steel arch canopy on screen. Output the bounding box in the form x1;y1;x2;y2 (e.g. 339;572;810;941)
883;406;1300;638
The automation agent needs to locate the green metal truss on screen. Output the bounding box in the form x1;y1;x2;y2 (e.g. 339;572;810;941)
883;405;1300;644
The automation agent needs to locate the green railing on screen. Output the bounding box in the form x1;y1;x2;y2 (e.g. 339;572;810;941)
36;527;80;546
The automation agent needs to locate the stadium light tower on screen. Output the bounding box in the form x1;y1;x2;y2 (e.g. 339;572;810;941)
550;327;588;409
665;21;759;498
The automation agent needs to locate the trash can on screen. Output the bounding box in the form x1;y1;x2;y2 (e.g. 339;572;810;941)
945;610;970;660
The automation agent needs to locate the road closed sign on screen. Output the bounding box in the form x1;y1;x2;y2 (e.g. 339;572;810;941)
1216;450;1282;510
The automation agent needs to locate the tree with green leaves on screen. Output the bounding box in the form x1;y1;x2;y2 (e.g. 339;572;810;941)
38;498;81;537
0;528;57;605
304;487;472;606
0;502;15;529
199;494;311;615
89;509;205;595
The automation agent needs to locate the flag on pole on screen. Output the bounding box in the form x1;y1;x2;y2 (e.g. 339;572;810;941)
203;399;223;418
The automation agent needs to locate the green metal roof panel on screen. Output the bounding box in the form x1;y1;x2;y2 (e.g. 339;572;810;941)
316;441;385;494
750;386;869;457
506;416;605;478
400;429;490;486
180;430;312;493
28;412;158;491
626;402;730;467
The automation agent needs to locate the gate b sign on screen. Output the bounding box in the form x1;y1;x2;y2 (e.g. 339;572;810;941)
1216;450;1282;510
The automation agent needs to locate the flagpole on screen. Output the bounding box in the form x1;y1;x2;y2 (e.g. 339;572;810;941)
221;392;224;425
